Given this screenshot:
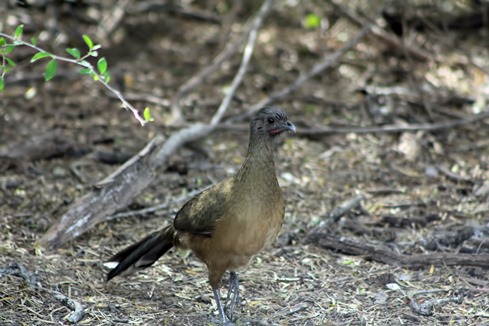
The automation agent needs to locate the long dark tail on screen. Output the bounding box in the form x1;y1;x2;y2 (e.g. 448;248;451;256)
105;225;176;281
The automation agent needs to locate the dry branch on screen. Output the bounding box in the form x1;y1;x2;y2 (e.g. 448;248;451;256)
296;110;489;136
307;194;365;235
409;294;464;316
39;0;275;249
54;292;85;323
307;232;489;269
229;22;373;123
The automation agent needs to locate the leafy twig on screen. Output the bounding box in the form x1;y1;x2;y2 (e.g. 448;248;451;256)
0;26;150;125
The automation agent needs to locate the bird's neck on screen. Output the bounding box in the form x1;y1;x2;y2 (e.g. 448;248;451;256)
234;134;277;185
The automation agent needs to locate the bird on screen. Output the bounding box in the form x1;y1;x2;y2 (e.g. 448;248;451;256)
104;107;295;325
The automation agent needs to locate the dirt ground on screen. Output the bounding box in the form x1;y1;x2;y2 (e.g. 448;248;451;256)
1;1;489;325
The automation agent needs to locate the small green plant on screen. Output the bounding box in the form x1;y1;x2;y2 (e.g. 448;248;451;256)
0;25;151;125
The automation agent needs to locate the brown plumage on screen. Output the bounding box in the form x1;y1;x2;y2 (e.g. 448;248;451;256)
105;107;295;325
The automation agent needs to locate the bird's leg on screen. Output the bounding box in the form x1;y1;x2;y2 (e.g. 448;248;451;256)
213;288;232;325
224;271;240;321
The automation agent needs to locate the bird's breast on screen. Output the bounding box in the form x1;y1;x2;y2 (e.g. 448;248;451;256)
213;189;285;256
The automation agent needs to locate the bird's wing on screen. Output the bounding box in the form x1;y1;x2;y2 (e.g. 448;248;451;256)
173;179;234;236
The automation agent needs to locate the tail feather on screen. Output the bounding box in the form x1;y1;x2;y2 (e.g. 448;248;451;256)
105;226;175;281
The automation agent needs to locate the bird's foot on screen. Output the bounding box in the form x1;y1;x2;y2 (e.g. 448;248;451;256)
225;271;240;322
213;288;236;325
211;315;235;326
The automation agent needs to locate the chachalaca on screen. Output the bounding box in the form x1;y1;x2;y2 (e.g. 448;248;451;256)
105;107;295;325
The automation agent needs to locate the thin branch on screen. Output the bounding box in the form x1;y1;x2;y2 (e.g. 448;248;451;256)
210;0;274;126
108;91;171;107
323;194;365;228
152;0;274;165
170;31;248;123
297;110;489;136
409;294;464;316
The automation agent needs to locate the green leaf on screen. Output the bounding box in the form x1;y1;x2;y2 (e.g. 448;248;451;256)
143;107;154;122
66;47;81;59
82;34;93;50
5;45;15;54
92;45;102;51
97;57;107;75
89;50;98;57
0;45;15;55
31;37;37;46
31;52;51;62
6;57;16;67
303;13;321;29
0;38;5;46
14;25;23;39
0;78;4;92
44;59;58;81
104;71;111;83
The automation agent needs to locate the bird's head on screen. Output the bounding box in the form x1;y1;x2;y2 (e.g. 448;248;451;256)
251;107;296;138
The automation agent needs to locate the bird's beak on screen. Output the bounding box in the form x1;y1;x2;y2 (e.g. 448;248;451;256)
285;121;296;133
270;120;296;135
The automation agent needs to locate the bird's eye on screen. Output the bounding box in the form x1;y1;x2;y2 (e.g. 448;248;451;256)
267;117;275;124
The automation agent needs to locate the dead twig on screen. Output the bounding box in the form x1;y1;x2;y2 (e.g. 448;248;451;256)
169;13;249;122
408;294;464;316
307;233;489;269
308;194;365;234
53;292;85;323
437;165;474;183
40;0;275;249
